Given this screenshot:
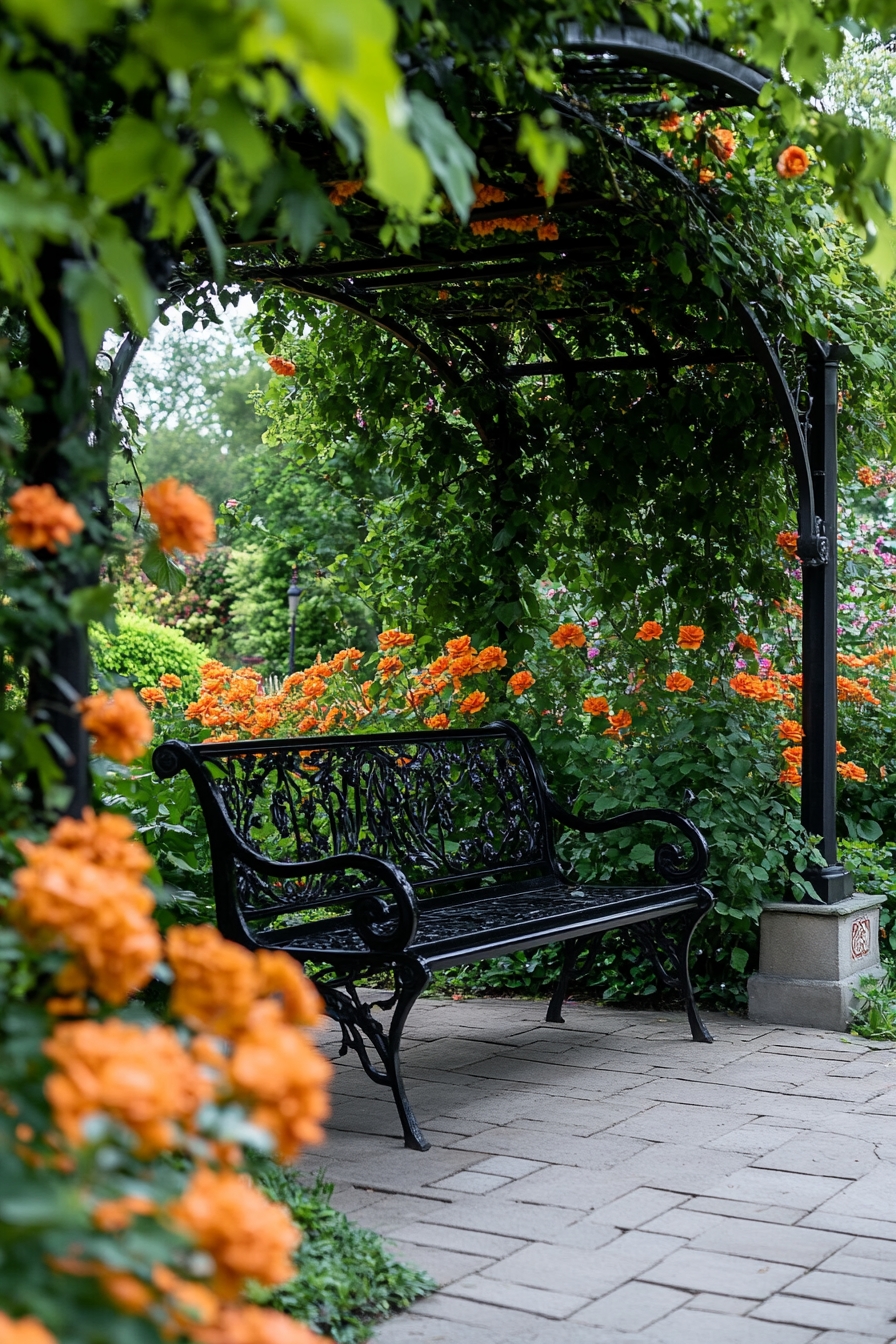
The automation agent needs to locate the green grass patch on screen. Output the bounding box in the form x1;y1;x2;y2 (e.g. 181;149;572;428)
248;1157;434;1343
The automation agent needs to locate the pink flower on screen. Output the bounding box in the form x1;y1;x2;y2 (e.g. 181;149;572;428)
587;647;599;660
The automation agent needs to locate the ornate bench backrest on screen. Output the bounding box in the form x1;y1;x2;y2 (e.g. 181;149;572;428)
154;722;557;927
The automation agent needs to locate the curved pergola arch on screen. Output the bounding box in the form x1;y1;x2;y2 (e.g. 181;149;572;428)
150;25;850;900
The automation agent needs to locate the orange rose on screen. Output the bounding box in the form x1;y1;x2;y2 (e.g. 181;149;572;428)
159;674;183;689
44;1019;212;1153
665;672;694;692
729;672;762;699
582;696;609;716
634;621;663;641
550;623;586;649
508;670;534;695
78;689;153;764
444;636;474;656
140;686;167;706
776;146;810;178
169;1168;299;1299
229;999;332;1160
458;690;488;715
13;822;161;1005
267;356;296;376
327;179;364;205
857;466;878;487
377;656;403;680
475;645;507;672
448;652;477;680
378;629;415;650
778;719;804;743
47;809;153;878
256;950;323;1028
775;531;799;560
709;127;736;162
608;709;632;731
425;713;450;729
5;483;85;553
92;1195;156;1232
0;1315;57;1344
190;1303;323;1344
167;925;260;1037
779;765;802;787
782;746;802;766
837;761;868;782
734;633;758;652
677;625;704;650
143;478;216;557
659;113;682;132
537;221;559;241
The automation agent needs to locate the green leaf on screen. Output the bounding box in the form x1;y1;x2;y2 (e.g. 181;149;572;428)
730;946;749;974
630;843;655;865
141;539;187;595
69;584;117;627
188;188;226;286
407;90;475;220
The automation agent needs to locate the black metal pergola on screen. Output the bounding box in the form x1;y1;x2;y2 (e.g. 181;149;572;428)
166;25;852;902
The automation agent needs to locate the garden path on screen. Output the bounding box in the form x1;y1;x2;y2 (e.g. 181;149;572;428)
299;998;896;1344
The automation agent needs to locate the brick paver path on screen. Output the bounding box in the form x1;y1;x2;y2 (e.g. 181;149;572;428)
299;997;896;1344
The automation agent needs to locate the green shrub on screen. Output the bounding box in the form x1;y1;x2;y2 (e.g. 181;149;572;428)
91;612;209;697
247;1158;434;1343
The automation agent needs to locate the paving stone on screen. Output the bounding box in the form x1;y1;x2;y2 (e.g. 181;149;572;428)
408;1289;576;1337
388;1220;527;1259
808;1334;893;1344
689;1293;761;1315
604;1101;756;1145
449;1125;648;1170
819;1236;896;1283
372;1310;496;1342
482;1231;685;1297
571;1281;689;1329
751;1134;879;1180
591;1140;754;1196
416;1195;585;1240
640;1305;818;1343
551;1221;632;1252
465;1155;547;1177
707;1126;805;1157
577;1187;686;1229
431;1171;510;1194
809;1166;896;1228
639;1247;804;1298
350;1193;459;1233
781;1270;896;1312
442;1273;590;1319
750;1293;895;1335
388;1243;495;1287
687;1216;851;1267
802;1212;896;1243
701;1166;850;1210
683;1196;807;1224
642;1208;731;1238
479;1161;644;1211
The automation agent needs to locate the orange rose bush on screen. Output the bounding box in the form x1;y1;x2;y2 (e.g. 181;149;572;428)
0;808;341;1344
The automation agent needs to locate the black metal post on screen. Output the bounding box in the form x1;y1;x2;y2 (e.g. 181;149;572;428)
801;341;853;903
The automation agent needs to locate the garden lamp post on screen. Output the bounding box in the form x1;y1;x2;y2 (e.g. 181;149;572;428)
287;568;302;675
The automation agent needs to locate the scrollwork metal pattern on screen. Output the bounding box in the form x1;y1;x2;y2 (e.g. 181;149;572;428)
208;732;547;918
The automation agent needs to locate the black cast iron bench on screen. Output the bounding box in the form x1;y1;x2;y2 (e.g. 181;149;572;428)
154;722;714;1150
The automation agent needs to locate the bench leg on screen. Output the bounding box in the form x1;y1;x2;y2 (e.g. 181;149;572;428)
386;959;433;1150
546;937;585;1023
630;903;714;1044
677;904;714;1044
318;959;432;1151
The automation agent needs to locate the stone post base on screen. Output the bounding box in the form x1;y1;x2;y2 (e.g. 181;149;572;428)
748;893;885;1031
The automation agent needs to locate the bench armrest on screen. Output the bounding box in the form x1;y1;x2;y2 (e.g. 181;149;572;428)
153;739;419;954
548;797;709;885
239;849;419;954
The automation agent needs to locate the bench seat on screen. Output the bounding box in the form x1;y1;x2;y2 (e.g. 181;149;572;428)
259;878;707;968
154;720;714;1150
